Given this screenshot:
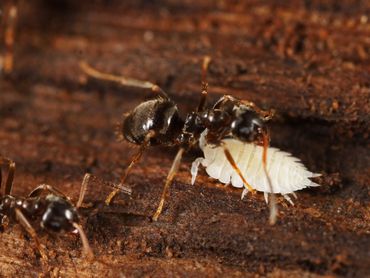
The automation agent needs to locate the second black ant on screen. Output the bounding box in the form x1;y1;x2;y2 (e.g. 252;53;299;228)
0;156;94;262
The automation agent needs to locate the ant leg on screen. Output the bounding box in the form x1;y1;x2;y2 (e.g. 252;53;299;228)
4;160;15;195
152;147;185;221
76;173;91;208
72;222;94;260
0;157;15;195
262;132;278;225
240;99;275;121
28;184;70;200
15;208;48;262
79;61;169;100
105;130;155;205
2;2;18;75
222;145;256;193
197;56;211;112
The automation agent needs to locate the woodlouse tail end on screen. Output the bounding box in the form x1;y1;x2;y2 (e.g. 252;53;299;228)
309;181;321;187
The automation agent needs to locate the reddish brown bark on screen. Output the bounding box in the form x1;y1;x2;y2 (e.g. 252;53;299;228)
0;1;369;277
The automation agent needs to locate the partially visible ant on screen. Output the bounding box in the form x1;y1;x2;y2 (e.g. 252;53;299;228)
80;57;278;224
0;0;18;75
0;156;94;262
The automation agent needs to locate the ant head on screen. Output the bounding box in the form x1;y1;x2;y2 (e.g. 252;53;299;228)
231;108;267;143
41;195;79;233
122;98;184;146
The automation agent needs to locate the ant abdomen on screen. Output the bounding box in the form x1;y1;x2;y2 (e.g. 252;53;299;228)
122;99;184;146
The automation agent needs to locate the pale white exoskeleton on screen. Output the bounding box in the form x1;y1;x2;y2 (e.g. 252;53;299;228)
191;130;321;207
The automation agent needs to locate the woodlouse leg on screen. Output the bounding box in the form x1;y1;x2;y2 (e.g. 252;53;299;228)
152;147;185;221
79;61;169;100
241;188;249;200
15;208;48;262
190;157;203;185
72;222;94;260
105;131;155;205
283;194;294;206
222;145;256;193
1;2;18;75
197;56;211;112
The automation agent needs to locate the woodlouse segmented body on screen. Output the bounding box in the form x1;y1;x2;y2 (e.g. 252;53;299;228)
191;130;321;204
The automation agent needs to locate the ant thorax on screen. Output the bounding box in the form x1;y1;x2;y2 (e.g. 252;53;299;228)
180;99;267;147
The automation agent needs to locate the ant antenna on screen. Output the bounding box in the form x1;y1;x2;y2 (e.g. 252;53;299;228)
262;132;278;225
72;222;94;259
197;56;211;112
0;157;15;195
76;173;90;208
4;161;15;195
79;61;170;100
222;145;256;193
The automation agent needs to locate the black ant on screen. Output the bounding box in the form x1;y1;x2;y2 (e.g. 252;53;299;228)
80;57;278;224
0;156;94;261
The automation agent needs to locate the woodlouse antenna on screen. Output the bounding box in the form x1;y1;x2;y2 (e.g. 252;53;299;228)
79;61;170;100
262;132;278;225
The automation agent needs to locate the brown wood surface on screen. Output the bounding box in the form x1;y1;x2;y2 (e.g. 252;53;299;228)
0;1;369;277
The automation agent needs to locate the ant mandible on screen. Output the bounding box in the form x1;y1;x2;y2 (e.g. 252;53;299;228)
80;57;278;224
0;156;94;261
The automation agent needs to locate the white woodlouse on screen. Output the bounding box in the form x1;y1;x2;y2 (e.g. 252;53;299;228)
191;130;321;205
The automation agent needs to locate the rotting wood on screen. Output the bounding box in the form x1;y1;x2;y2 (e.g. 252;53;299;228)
0;1;369;277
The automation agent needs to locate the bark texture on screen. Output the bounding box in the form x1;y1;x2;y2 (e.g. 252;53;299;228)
0;1;369;277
